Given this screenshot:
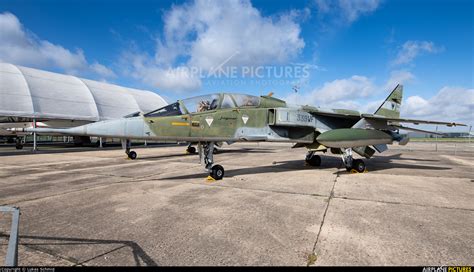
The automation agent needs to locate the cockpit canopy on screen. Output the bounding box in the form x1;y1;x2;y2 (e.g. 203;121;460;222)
144;93;261;117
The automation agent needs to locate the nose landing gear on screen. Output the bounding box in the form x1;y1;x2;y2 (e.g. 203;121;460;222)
199;142;224;180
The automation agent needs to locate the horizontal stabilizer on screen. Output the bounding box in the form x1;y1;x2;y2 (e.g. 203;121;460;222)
361;114;466;127
392;124;444;136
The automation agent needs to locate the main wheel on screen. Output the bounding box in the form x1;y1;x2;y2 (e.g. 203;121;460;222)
15;144;23;150
352;159;365;173
128;151;137;160
186;146;196;154
210;164;224;180
305;153;321;166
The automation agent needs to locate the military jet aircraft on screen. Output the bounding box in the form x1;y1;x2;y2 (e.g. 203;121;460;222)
12;85;465;180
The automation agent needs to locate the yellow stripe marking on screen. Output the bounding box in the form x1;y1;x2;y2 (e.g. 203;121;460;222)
171;122;190;126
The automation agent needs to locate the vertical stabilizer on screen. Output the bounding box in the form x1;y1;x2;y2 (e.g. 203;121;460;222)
374;84;403;118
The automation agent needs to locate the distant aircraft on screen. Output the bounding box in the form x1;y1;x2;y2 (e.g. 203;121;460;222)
12;85;465;180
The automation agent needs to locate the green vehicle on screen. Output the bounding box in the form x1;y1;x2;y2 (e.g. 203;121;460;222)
16;85;464;180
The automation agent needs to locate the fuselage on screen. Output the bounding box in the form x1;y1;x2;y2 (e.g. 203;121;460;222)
59;93;361;145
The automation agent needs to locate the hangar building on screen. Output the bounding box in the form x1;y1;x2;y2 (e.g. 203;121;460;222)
0;63;168;148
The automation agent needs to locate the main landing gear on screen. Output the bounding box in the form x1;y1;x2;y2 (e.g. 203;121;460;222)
186;145;197;154
122;139;137;160
341;148;366;173
199;142;224;180
305;151;321;166
305;150;366;173
186;143;218;154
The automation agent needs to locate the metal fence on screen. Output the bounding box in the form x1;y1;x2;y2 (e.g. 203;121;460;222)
0;206;20;266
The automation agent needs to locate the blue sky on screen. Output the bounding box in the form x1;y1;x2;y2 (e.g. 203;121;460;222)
0;0;472;127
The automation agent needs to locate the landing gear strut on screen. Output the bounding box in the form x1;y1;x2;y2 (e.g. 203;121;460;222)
122;139;137;160
198;142;224;180
305;151;321;166
341;148;366;173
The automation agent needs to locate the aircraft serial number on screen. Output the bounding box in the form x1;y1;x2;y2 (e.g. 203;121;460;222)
296;114;313;122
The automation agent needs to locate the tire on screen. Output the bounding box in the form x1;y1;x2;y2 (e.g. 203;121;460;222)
16;144;23;150
210;164;224;180
128;151;137;160
352;159;365;173
187;146;196;154
305;154;321;166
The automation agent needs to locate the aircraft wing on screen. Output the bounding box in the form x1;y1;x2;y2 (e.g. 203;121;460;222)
360;114;466;127
303;106;361;119
391;124;444;135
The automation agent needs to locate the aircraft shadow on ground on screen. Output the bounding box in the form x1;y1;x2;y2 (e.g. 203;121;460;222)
0;143;181;157
0;145;274;158
159;154;451;180
140;148;275;161
377;153;440;162
0;234;157;266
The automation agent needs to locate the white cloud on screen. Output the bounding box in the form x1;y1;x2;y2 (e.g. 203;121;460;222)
122;0;306;92
383;70;415;91
312;75;376;103
288;70;414;110
315;0;380;25
155;0;305;70
121;52;201;93
403;86;474;124
138;66;202;93
392;40;443;66
286;75;375;110
90;62;116;78
289;78;472;126
0;12;114;77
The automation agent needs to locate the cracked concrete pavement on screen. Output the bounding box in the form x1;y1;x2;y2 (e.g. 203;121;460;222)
0;142;473;266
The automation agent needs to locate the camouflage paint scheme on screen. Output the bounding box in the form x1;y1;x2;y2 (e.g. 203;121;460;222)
22;84;463;153
16;85;464;177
